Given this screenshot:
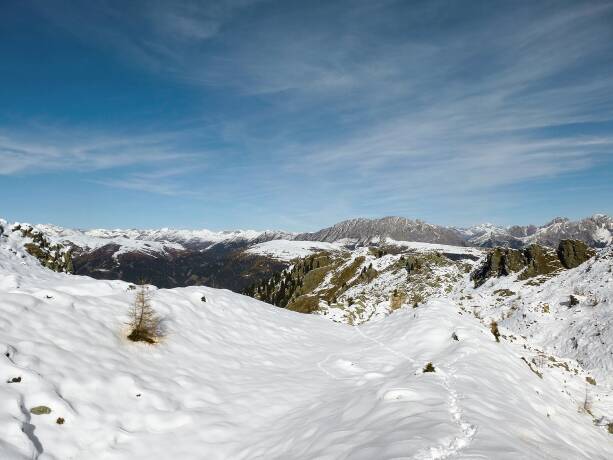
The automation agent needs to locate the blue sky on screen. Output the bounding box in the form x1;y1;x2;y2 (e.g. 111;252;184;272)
1;0;613;231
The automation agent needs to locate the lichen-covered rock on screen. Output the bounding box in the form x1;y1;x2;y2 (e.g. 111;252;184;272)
471;248;526;287
557;239;596;269
404;255;422;274
30;405;52;415
518;244;562;280
12;225;74;274
472;244;564;286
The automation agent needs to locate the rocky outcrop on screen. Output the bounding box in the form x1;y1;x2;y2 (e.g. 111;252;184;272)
471;248;526;286
244;252;339;310
13;224;74;274
557;239;596;269
245;247;470;320
520;244;562;280
471;239;596;286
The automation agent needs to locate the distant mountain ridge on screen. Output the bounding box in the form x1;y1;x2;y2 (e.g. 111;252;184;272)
295;214;613;249
295;216;466;246
30;223;294;291
456;214;613;249
36;224;294;252
2;213;609;292
32;214;613;252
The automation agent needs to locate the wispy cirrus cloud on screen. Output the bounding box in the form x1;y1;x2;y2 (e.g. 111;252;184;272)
0;129;192;173
92;166;205;196
11;0;613;227
0;123;213;198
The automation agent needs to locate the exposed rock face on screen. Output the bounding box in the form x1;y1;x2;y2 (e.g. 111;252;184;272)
520;244;562;280
245;252;340;312
12;224;74;274
471;248;526;286
245;247;473;322
471;240;596;286
557;239;596;269
404;255;423;274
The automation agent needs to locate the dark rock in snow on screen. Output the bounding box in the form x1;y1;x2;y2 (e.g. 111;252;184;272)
557;239;596;269
30;406;52;415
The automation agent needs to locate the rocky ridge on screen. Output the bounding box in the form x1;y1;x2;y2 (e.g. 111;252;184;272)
0;221;73;274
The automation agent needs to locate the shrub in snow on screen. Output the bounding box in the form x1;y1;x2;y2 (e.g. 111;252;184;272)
201;295;207;302
569;294;580;306
581;388;593;416
127;284;162;344
490;321;501;342
30;406;51;415
56;417;65;425
423;362;435;373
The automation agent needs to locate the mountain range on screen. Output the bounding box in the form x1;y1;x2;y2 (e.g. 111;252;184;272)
14;214;609;291
298;214;613;248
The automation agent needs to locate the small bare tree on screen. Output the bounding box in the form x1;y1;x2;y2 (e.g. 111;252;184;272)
580;385;593;416
127;284;161;343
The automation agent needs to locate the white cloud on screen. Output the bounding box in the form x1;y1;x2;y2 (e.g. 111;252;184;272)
16;0;613;225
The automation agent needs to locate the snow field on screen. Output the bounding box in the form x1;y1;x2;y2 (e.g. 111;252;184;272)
1;233;612;459
245;240;345;261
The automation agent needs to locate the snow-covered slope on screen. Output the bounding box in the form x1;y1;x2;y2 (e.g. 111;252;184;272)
459;246;613;381
245;239;346;261
2;221;613;459
373;238;482;256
